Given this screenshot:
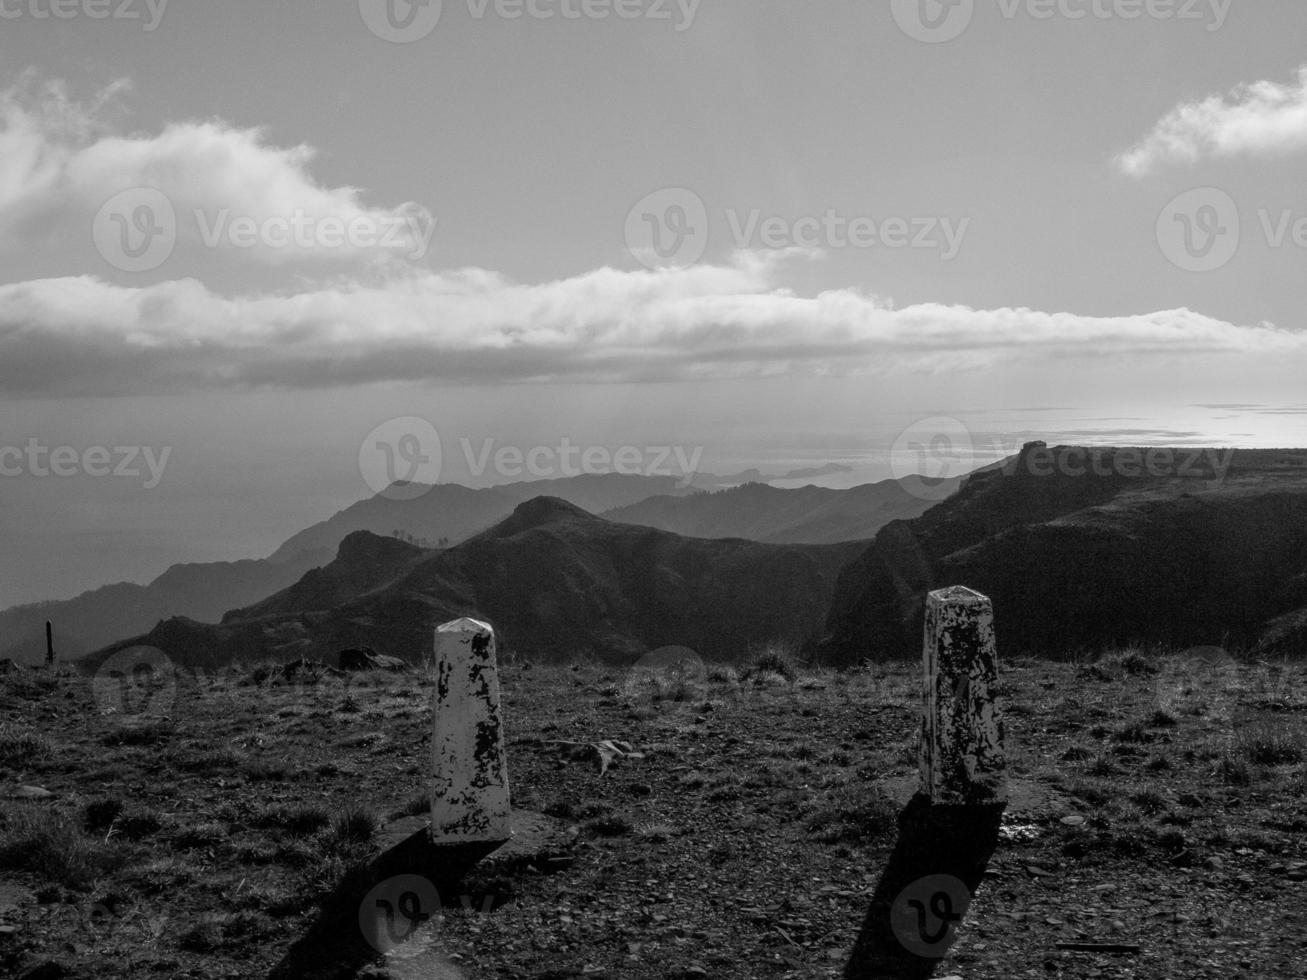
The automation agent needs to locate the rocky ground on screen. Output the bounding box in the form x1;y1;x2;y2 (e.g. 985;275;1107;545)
1;649;1305;979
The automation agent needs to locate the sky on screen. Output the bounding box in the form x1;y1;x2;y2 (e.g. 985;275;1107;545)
1;0;1306;608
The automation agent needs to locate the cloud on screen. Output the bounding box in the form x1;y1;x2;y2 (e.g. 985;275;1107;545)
0;74;430;263
1116;66;1307;176
1;252;1302;395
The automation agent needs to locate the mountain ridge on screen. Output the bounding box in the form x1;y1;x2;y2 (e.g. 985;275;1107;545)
814;444;1307;663
89;496;868;670
600;477;957;544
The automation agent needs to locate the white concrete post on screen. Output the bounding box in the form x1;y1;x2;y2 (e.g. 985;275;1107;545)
430;618;512;843
919;587;1005;804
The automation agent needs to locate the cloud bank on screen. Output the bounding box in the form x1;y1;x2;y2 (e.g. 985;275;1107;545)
0;75;1300;397
0;75;429;263
1;254;1300;395
1117;66;1307;176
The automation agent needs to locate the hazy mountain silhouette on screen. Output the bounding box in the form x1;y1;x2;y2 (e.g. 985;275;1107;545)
90;497;867;670
815;444;1307;663
0;474;693;665
4;472;927;665
601;477;959;544
267;473;694;563
0;550;332;666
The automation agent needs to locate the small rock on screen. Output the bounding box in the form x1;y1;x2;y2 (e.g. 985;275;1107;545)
8;786;54;801
1202;856;1223;870
1060;815;1085;827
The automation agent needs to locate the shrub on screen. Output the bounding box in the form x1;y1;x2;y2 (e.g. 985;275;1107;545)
0;804;125;889
1093;648;1160;678
745;645;798;683
1130;790;1168;814
240;759;290;782
101;721;176;747
179;911;277;953
1236;721;1305;766
542;799;577;820
0;726;51;767
1115;722;1154;744
331;806;377;846
173;748;242;774
1144;753;1172;772
1085;754;1120;778
255;805;331;837
169;822;228;850
1148;708;1179;728
706;664;738;685
116;811;163;841
1217;754;1251;786
388;794;430;821
581;813;633;837
83;798;125;833
803;784;896;845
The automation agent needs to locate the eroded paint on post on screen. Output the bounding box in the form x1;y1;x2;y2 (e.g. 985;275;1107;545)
431;618;512;843
919;587;1006;804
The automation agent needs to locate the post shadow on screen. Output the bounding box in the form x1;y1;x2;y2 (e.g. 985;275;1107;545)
270;617;515;979
847;586;1007;978
267;825;502;980
844;792;1006;979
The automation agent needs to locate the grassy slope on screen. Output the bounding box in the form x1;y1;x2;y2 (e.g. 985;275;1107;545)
0;652;1305;979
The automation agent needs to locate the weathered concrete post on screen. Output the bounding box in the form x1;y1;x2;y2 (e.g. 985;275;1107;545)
846;587;1007;976
431;617;512;844
918;586;1005;804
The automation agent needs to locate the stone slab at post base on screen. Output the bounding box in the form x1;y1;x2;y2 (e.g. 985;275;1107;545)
919;586;1006;806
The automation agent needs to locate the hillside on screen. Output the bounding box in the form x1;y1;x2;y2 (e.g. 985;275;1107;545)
601;477;958;544
93;498;866;670
0;474;693;665
0;549;331;666
266;473;695;563
815;444;1307;664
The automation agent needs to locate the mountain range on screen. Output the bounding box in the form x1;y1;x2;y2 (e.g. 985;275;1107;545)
24;443;1307;671
3;471;931;664
603;478;959;544
90;497;868;670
